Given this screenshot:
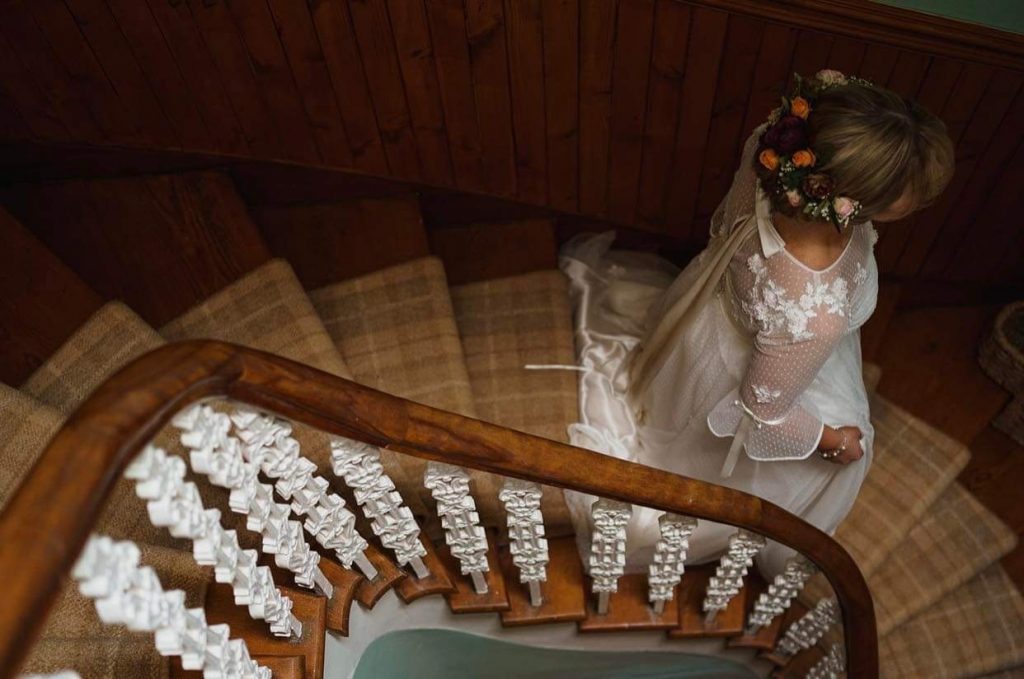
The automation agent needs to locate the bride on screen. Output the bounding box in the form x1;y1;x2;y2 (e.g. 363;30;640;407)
559;70;955;579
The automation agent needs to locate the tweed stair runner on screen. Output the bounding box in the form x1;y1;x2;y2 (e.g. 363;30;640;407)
309;256;486;520
450;270;579;537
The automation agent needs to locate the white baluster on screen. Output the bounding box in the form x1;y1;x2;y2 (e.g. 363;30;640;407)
746;554;818;633
424;462;490;594
20;673;81;679
330;437;429;578
125;445;301;638
589;499;632;615
775;597;840;658
702;529;766;624
499;479;549;607
169;406;332;597
72;535;271;679
647;514;697;614
806;641;845;679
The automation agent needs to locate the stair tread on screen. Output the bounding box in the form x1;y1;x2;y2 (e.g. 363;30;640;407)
726;571;793;653
429;219;558;285
310;255;480;520
253;196;430;288
394;534;457;604
499;536;586;627
354;544;407;610
2;172;271;327
758;600;810;667
0;206;104;385
437;529;510;614
317;556;363;637
832;395;972;577
668;564;750;639
878;563;1024;678
450;269;578;536
578;573;678;633
204;582;326;679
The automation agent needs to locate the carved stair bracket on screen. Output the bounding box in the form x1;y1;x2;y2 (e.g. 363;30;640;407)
499;479;549;607
807;641;845;679
746;554;818;633
224;408;377;580
329;436;429;578
589;499;632;615
169;405;332;598
125;445;302;638
776;597;840;658
702;529;766;624
73;535;271;678
424;462;490;594
647;514;698;614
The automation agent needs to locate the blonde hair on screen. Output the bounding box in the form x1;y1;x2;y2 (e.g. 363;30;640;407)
765;80;955;220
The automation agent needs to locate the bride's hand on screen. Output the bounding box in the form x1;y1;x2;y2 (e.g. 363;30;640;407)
819;428;860;464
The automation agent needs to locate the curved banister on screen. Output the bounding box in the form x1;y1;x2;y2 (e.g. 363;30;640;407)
0;340;877;677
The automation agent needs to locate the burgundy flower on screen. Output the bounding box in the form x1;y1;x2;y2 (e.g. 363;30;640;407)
762;115;809;155
802;172;835;199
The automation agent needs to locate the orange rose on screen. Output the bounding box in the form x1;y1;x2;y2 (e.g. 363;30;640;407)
791;96;811;119
792;149;816;168
759;148;779;171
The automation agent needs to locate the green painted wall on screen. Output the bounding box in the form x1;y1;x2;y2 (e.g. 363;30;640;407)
872;0;1024;35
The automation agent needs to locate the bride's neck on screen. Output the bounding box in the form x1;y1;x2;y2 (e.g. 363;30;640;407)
770;210;850;247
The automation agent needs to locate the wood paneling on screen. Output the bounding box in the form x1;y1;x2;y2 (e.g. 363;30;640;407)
0;0;1022;293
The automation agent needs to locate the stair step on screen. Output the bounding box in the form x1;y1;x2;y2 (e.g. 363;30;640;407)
499;536;586;627
316;556;364;637
310;256;481;520
252;196;430;287
429;219;558;285
769;645;827;679
438;529;510;614
394;535;457;604
0;386;63;509
870;481;1017;635
577;574;678;633
832;395;971;577
203;583;326;679
0;206;103;385
667;564;750;639
758;601;810;667
726;572;792;653
354;544;407;610
1;171;271;327
450;270;578;537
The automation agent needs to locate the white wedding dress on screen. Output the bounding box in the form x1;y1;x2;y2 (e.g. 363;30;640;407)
557;124;879;579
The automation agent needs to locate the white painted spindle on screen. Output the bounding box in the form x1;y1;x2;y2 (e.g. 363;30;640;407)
589;499;632;615
72;535;271;679
499;479;549;607
330;437;429;578
647;514;697;614
806;642;845;679
746;554;818;633
775;597;840;658
702;529;766;624
125;445;302;638
424;462;490;594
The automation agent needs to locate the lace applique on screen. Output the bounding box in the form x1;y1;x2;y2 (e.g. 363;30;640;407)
853;261;868;286
752;384;782;404
742;253;851;341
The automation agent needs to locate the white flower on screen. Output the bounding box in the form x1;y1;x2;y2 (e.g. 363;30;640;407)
752;384;782;404
747;253;766;276
817;69;848;85
853;262;868;285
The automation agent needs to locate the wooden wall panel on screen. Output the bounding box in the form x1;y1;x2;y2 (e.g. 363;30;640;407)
310;0;389;174
267;0;355;166
426;0;486;192
466;0;517;197
348;0;423;180
606;0;656;223
541;0;580;213
636;0;691;226
664;6;729;239
145;0;248;154
0;0;1021;293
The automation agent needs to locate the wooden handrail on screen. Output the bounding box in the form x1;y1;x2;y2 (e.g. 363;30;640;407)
0;341;877;677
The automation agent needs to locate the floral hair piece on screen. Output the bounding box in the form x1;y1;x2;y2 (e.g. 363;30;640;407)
756;69;874;233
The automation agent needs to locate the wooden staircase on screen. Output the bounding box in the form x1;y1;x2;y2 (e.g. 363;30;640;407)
1;170;1022;679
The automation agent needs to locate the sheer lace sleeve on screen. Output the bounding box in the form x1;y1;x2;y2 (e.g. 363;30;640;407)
708;249;851;468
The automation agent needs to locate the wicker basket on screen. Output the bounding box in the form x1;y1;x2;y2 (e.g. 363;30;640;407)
979;301;1024;445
